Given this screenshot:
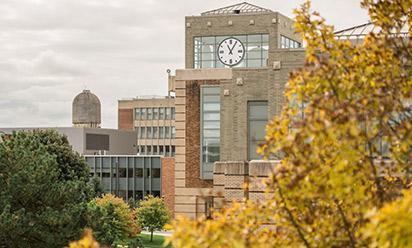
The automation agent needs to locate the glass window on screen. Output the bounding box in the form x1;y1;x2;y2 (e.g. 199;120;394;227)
153;145;158;155
171;107;176;119
153;127;158;139
159;145;164;155
135;108;141;120
118;168;127;178
171;126;176;139
279;35;301;49
165;127;170;138
135;191;143;200
159;108;165;119
140;127;145;139
145;168;151;178
201;86;220;180
102;172;110;178
165;145;170;156
140;146;145;154
248;101;268;160
147;108;153;120
166;108;171;119
152;191;161;197
128;169;133;178
141;108;146;120
194;34;269;69
153;108;159;119
159;127;164;139
147;146;152;155
147;127;152;139
136;168;143;177
152;168;161;178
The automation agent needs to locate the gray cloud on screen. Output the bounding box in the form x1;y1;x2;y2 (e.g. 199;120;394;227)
0;0;369;128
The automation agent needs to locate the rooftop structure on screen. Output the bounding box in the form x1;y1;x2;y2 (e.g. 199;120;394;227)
72;89;101;128
334;22;409;40
201;2;273;16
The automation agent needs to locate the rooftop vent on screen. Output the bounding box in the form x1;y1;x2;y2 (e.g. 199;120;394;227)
234;9;241;14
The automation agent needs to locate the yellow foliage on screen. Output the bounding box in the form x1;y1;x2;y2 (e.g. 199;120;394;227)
364;189;412;248
68;229;100;248
169;0;412;247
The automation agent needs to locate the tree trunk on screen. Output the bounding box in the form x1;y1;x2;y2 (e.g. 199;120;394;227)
150;230;153;242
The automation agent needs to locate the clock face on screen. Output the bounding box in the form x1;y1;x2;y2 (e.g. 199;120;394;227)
217;37;245;66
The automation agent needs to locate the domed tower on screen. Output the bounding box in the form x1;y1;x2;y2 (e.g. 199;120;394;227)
72;89;101;128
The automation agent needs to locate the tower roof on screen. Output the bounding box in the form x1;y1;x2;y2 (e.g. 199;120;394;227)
201;2;273;16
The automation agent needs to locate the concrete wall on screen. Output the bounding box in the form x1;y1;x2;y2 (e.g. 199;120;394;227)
0;127;137;155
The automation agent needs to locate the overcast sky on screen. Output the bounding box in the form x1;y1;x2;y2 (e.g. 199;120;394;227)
0;0;369;128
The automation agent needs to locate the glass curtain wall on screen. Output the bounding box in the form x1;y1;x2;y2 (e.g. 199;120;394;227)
194;34;269;69
200;86;220;179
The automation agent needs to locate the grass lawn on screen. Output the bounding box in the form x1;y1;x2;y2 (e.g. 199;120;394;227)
139;234;172;248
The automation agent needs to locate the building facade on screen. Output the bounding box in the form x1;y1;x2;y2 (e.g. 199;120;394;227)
0;127;137;155
85;155;175;212
171;3;306;218
118;96;176;157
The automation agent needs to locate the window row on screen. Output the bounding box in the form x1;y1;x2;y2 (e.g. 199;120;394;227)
90;168;161;178
280;35;302;49
135;107;175;120
138;145;175;157
194;34;269;69
138;126;175;139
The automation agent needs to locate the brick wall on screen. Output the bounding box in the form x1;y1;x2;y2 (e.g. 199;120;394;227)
118;108;134;131
213;160;279;206
185;80;219;188
161;157;175;216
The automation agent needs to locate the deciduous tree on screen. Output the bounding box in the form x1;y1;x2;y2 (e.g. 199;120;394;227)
169;0;411;247
86;194;140;246
135;195;170;242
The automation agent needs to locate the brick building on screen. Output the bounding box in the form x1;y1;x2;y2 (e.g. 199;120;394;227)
118;96;176;157
171;2;306;218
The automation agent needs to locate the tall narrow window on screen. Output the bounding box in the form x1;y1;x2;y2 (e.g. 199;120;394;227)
153;108;159;119
165;127;170;138
159;108;165;119
141;108;146;120
171;126;176;139
153;127;158;139
140;127;145;139
171;107;176;119
147;108;153;120
135;108;141;120
147;127;152;139
201;86;220;180
159;127;164;139
166;108;171;119
248;101;268;160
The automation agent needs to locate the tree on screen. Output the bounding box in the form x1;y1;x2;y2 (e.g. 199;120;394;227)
169;0;411;247
0;130;97;248
68;229;100;248
86;194;140;246
135;195;171;242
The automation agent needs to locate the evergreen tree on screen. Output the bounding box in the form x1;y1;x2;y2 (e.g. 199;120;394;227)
0;130;97;247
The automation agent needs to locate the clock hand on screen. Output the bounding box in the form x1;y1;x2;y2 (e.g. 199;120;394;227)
227;45;233;55
229;41;238;55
